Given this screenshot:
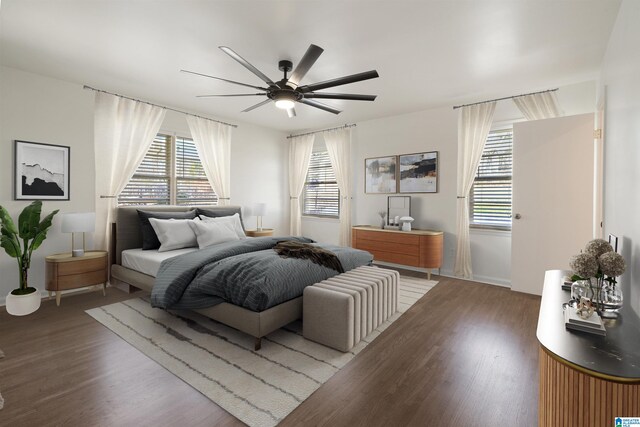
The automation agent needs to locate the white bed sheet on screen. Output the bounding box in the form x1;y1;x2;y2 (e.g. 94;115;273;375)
121;247;197;277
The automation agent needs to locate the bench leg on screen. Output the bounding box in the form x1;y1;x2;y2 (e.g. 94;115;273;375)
254;337;262;351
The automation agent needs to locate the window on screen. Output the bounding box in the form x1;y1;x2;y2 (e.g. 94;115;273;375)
302;150;339;217
118;133;217;206
470;127;513;229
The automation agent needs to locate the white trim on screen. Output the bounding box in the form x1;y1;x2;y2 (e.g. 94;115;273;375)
470;227;512;237
301;215;340;223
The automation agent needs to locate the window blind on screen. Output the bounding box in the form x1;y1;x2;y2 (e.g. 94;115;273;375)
175;136;217;206
118;134;171;205
470;128;513;229
303;151;339;217
118;134;217;206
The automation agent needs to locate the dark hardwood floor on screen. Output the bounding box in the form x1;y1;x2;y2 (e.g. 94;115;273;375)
0;274;541;427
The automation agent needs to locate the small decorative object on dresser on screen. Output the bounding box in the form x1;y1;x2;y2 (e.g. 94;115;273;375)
399;216;414;231
45;250;108;306
377;210;386;228
245;228;274;237
568;238;626;318
0;201;59;316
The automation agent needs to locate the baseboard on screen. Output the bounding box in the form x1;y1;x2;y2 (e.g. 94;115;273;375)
437;271;511;288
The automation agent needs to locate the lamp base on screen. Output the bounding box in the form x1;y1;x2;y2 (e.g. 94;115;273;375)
72;249;85;257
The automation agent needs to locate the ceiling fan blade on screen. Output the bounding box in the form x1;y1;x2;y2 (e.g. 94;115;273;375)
181;69;268;91
287;107;297;118
242;99;272;113
299;70;379;93
300;99;342;115
304;92;377;101
286;44;324;90
219;46;276;86
196;93;266;98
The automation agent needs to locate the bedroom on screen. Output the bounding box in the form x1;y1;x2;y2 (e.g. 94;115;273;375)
1;0;639;425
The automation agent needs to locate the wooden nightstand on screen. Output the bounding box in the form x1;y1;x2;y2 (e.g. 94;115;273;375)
245;228;274;237
45;250;108;306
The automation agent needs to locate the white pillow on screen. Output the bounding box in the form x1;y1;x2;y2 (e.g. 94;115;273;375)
148;218;198;252
199;213;246;239
188;219;239;249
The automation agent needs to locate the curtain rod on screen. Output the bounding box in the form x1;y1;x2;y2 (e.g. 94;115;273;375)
83;85;238;128
287;123;356;139
452;88;559;110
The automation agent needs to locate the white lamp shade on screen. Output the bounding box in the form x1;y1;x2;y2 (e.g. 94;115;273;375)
61;212;96;233
253;203;267;217
399;216;414;223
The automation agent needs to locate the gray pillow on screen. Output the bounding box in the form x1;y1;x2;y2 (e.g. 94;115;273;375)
197;207;245;230
137;209;197;250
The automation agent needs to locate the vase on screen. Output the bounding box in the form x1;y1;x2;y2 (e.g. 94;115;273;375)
600;282;624;318
571;279;623;318
6;289;41;316
380;218;386;228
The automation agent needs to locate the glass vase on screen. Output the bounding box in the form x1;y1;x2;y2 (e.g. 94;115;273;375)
600;282;624;318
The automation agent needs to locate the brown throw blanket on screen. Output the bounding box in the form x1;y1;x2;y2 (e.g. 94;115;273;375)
274;240;345;273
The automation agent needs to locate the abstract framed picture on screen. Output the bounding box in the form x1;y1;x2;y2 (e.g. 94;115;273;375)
14;140;70;200
399;151;438;193
365;156;397;194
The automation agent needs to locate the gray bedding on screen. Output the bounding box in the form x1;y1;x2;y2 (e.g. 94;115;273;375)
150;236;373;311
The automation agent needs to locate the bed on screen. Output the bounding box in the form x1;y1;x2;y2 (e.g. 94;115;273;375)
109;205;372;350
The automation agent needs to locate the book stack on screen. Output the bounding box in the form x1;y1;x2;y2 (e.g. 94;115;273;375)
564;307;607;336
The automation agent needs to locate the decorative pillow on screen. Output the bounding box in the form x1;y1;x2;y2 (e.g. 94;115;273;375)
196;207;245;230
188;219;240;249
199;213;246;240
137;209;197;250
148;218;199;252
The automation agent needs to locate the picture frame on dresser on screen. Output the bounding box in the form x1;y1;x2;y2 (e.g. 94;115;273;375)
398;151;438;193
365;155;397;194
14;140;70;200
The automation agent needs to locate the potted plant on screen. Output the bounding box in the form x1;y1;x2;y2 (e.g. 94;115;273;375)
0;201;59;316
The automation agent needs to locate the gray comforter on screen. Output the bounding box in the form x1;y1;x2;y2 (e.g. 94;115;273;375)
150;236;373;311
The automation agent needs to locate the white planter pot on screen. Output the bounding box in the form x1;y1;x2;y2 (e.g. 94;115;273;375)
6;290;41;316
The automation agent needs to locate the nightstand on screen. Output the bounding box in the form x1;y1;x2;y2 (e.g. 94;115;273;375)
45;250;108;306
245;228;274;237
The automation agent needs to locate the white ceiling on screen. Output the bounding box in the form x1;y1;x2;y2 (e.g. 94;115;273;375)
0;0;621;132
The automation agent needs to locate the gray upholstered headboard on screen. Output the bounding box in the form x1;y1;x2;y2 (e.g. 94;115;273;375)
112;205;243;265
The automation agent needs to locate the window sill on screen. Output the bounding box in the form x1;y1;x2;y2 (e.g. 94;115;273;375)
302;215;340;222
470;225;512;236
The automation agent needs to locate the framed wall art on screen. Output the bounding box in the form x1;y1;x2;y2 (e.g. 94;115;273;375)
399;151;438;193
14;140;70;200
365;156;397;194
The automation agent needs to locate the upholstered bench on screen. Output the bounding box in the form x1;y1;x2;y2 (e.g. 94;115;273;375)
303;266;399;352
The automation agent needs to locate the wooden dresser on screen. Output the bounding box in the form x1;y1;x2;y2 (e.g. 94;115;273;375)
537;270;640;425
45;250;108;306
351;226;443;280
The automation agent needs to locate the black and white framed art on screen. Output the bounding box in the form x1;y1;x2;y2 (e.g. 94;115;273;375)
14;140;70;200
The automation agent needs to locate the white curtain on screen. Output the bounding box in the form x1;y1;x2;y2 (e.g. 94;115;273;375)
513;91;561;120
288;134;315;235
324;128;352;246
94;92;166;251
454;102;497;278
186;116;233;206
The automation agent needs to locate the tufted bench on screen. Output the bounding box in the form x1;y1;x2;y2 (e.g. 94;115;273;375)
303;266;399;352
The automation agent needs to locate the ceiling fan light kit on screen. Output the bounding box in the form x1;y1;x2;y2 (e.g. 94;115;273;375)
183;44;379;117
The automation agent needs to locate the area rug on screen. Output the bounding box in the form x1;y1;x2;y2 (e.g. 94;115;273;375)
87;275;437;427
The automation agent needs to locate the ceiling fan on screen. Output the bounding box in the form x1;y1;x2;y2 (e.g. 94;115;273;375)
181;44;379;118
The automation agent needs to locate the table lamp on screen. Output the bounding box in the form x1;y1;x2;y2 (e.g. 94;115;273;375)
253;203;267;231
61;212;95;257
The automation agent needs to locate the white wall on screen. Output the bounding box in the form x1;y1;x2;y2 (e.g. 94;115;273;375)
0;66;287;305
302;81;596;287
600;0;640;319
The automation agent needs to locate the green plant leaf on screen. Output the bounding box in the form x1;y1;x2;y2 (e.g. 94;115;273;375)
0;205;19;235
18;201;43;240
29;209;58;252
0;229;21;258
